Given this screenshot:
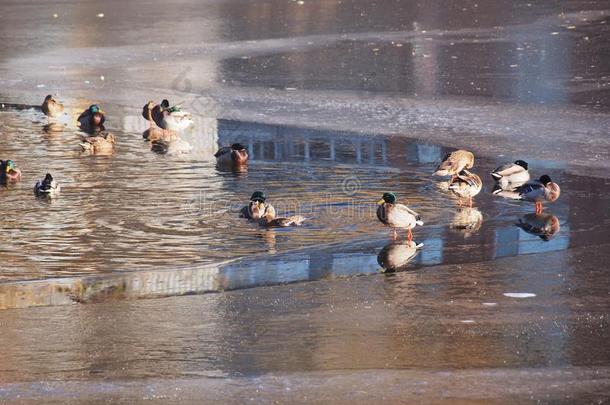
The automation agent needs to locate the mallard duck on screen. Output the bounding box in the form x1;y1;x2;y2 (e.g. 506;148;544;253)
240;191;276;220
34;173;60;197
376;192;423;242
142;99;169;128
491;160;530;187
516;212;560;241
493;175;560;213
215;143;249;166
80;133;116;153
77;104;106;132
448;170;482;207
143;127;177;143
433;149;474;178
258;202;306;227
41;95;64;118
158;102;192;131
377;240;424;272
0;160;22;182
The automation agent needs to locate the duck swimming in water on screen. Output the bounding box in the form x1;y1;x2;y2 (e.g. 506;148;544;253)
376;192;423;242
0;160;22;183
79;133;116;153
41;95;64;118
215;143;249;166
77;104;106;132
240;191;275;220
142;99;169;128
34;173;60;197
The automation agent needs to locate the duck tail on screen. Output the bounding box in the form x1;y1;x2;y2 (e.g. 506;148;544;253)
491;172;502;179
415;220;424;226
79;143;91;151
433;169;448;177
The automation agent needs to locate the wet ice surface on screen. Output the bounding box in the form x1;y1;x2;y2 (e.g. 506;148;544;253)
1;0;610;402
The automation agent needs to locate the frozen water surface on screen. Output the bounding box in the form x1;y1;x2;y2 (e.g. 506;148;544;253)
0;0;609;403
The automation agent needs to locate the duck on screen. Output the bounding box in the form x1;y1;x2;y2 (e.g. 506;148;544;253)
376;192;423;242
77;104;106;132
79;133;116;153
516;212;560;241
258;203;307;227
448;170;482;207
240;191;275;220
143;127;177;143
142;99;169;128
159;102;192;131
0;160;22;182
34;173;60;197
433;149;474;178
493;175;560;213
41;95;64;118
377;240;424;273
491;160;530;187
215;143;249;166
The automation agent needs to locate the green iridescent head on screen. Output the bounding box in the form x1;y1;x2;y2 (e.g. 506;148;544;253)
5;160;14;173
378;192;396;205
89;104;100;114
250;191;266;203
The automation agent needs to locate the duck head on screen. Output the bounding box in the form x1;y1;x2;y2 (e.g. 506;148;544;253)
515;160;528;170
378;192;397;205
4;160;15;174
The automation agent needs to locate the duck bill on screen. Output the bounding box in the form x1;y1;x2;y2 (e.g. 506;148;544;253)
377;199;385;205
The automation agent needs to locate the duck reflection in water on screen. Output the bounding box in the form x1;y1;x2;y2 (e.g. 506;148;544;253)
516;212;561;241
377;241;424;273
450;207;483;237
42;122;66;133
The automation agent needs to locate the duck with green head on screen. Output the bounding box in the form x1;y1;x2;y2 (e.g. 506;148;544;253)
0;160;22;183
377;192;423;242
77;104;106;132
240;191;275;220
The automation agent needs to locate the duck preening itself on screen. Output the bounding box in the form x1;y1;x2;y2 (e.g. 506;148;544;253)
143;100;192;131
448;170;482;207
79;133;116;153
0;159;22;182
493;175;560;213
34;173;60;197
433;150;474;178
215;143;249;166
376;192;423;242
240;191;275;220
491;160;530;186
41;95;64;118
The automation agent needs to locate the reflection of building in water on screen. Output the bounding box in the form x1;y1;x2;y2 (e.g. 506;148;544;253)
217;120;444;167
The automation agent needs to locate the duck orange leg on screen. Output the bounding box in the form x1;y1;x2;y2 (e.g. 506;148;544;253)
407;227;413;243
535;201;543;214
392;229;397;240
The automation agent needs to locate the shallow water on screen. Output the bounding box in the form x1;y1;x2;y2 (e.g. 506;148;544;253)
1;103;609;296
